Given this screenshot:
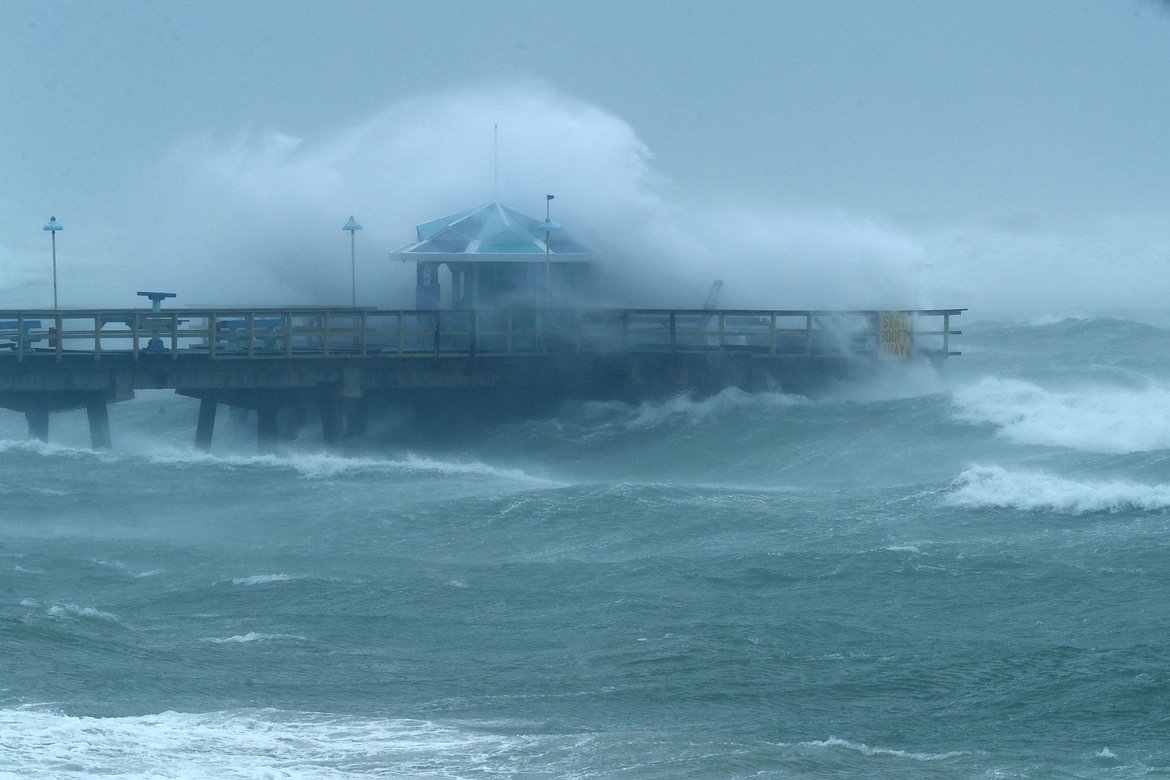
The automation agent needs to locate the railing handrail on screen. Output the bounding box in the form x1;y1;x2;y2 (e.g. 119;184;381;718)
0;306;967;317
0;307;963;363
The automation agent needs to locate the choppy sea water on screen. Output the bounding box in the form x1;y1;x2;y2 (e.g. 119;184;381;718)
2;316;1169;778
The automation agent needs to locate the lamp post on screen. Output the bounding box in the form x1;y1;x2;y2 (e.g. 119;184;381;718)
343;216;362;307
43;216;63;310
541;195;555;309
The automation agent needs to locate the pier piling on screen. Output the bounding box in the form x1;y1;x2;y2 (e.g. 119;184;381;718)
25;409;49;442
195;398;217;452
86;400;111;450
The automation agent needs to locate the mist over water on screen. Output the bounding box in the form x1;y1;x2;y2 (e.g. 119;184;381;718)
8;83;1168;318
3;315;1170;777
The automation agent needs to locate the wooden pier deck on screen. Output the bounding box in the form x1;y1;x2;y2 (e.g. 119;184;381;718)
0;307;963;449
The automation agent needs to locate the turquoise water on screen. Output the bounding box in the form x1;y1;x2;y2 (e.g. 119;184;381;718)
2;318;1169;777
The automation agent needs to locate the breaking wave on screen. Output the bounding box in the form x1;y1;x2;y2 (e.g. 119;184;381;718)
947;465;1170;514
952;376;1170;454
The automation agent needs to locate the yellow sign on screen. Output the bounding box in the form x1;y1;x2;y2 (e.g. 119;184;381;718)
879;311;912;359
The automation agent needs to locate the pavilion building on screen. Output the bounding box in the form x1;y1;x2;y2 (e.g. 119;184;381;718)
391;202;593;310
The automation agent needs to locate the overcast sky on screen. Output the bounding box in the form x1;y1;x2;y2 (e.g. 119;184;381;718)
2;0;1169;317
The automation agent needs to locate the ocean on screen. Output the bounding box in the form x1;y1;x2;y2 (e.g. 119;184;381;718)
2;316;1169;778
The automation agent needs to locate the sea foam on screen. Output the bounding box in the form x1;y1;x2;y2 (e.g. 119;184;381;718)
948;465;1170;514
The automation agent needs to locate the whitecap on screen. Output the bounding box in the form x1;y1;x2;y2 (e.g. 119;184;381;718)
947;465;1170;514
46;604;125;626
91;559;163;578
232;573;299;586
801;736;968;761
205;632;304;644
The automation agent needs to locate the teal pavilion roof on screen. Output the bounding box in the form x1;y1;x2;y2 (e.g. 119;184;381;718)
391;202;592;263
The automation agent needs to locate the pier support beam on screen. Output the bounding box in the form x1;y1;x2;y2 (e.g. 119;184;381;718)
25;409;49;442
195;398;217;452
86;400;111;450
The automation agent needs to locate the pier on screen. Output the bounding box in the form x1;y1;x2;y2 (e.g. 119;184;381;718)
0;306;962;450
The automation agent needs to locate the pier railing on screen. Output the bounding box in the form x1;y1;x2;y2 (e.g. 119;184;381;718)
0;308;963;362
